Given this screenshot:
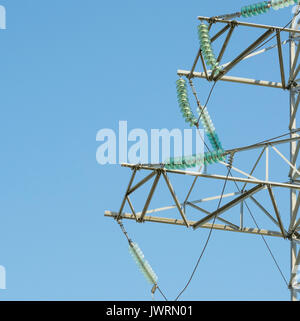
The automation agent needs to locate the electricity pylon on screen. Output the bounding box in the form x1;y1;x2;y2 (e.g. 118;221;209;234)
105;13;300;301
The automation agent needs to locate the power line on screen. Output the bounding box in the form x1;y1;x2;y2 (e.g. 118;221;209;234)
196;81;217;126
255;128;300;145
157;286;168;301
174;163;232;301
229;174;289;287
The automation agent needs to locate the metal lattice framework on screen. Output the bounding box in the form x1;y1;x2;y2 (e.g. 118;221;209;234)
105;14;300;301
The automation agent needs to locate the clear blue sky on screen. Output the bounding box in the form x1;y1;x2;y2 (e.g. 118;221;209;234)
0;0;298;300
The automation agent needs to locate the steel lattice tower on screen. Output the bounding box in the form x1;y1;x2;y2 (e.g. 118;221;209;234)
105;10;300;301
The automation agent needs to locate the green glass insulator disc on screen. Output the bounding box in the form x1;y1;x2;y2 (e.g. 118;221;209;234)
198;24;208;30
201;33;209;40
205;154;213;164
246;5;253;16
257;3;264;13
176;85;185;90
177;92;188;99
241;7;249;17
251;4;258;15
201;43;211;51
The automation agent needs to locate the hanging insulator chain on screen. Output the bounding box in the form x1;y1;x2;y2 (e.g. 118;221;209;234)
241;0;298;18
171;75;226;170
197;106;224;151
241;1;271;17
176;78;198;127
164;150;226;170
116;220;159;290
177;76;223;151
129;242;158;286
198;23;221;76
211;0;299;21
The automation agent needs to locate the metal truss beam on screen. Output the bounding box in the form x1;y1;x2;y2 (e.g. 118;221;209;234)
193;184;265;229
128;171;156;195
190;191;241;204
186;201;239;230
197;16;300;35
188;47;202;79
116;168;137;221
211;24;230;43
267;185;286;238
139;172;161;222
217;25;235;64
210;24;236;80
177;69;284;89
121;163;300;191
276;31;286;89
242;148;266;192
162;171;189;227
250;196;284;231
226;135;300;154
126;196;137;220
214;29;274;81
105;211;285;238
